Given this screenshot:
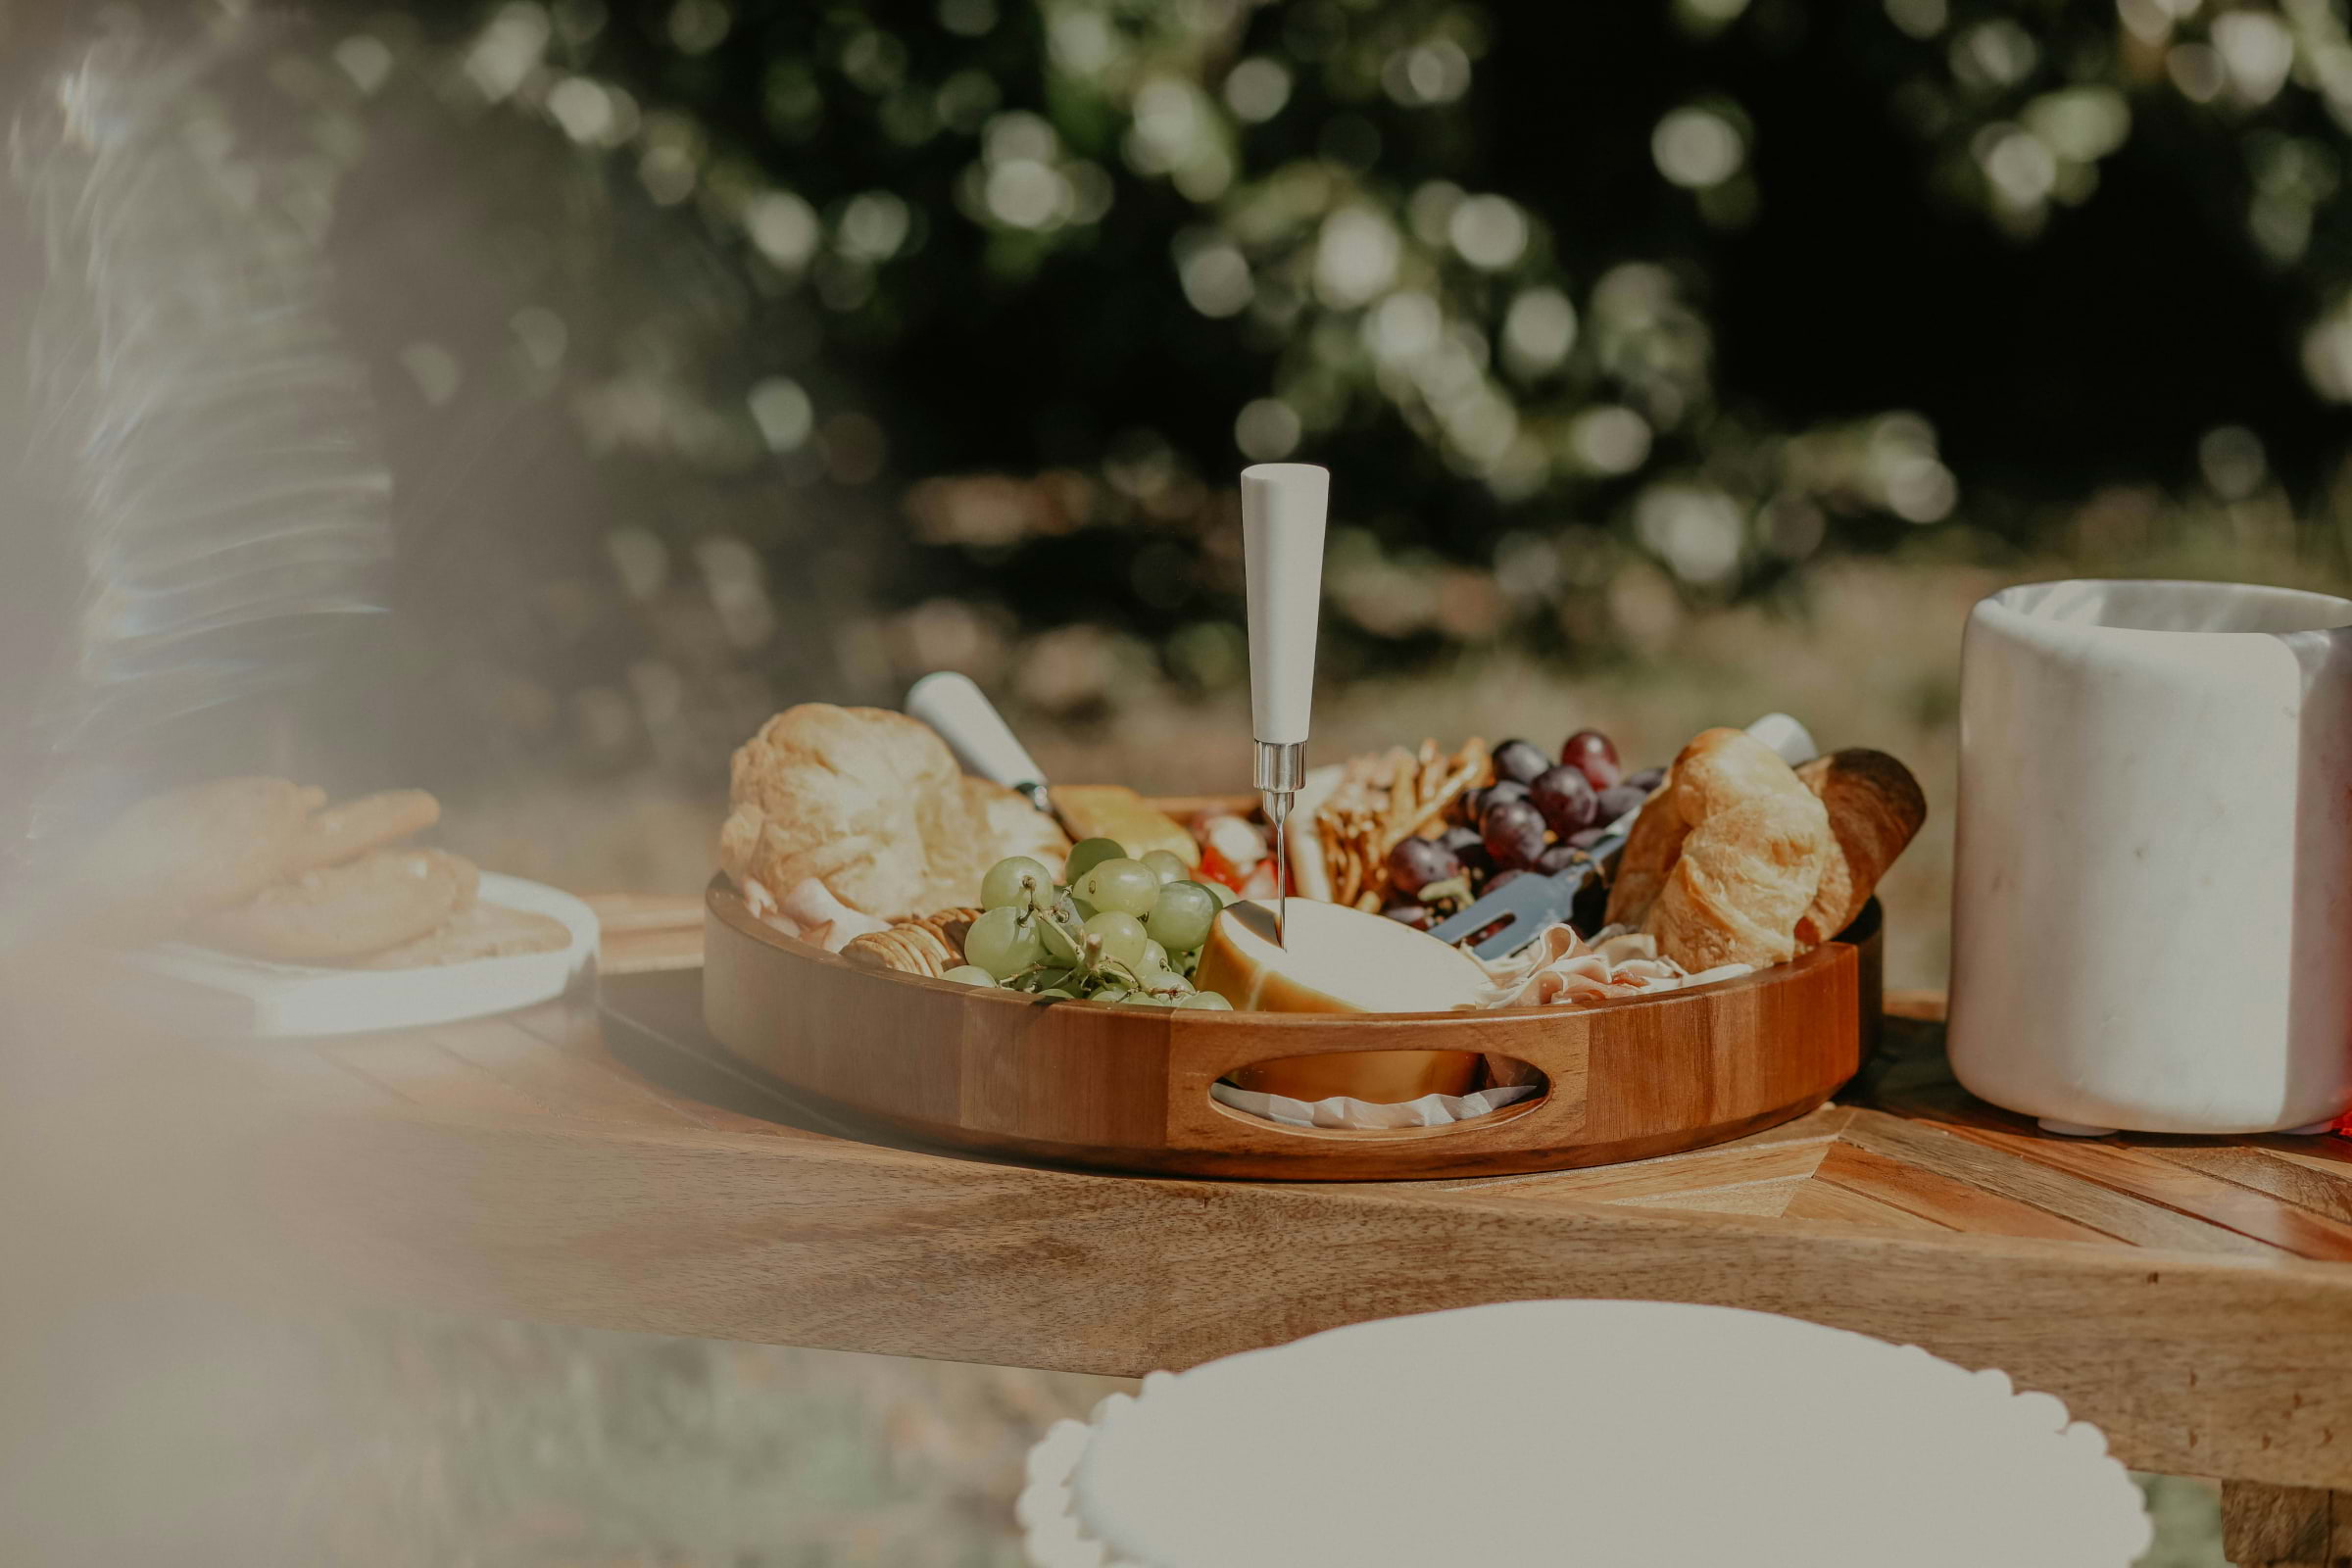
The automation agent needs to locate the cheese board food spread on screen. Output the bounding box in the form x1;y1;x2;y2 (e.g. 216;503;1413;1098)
721;703;1922;989
708;467;1915;1176
704;696;1924;1170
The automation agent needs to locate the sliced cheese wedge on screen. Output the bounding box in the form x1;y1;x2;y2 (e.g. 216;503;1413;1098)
1195;898;1490;1014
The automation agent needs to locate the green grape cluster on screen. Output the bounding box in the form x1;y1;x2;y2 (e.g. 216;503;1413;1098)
954;838;1234;1009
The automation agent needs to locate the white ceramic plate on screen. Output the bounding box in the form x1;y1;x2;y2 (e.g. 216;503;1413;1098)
1018;1299;2154;1568
126;873;599;1037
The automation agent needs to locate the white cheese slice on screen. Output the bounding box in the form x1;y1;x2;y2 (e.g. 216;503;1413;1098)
1194;898;1489;1014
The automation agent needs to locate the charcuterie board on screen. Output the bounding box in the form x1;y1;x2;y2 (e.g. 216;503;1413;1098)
702;869;1879;1182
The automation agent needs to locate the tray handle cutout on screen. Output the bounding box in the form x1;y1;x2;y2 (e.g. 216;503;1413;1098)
1202;1053;1554;1143
1162;1018;1592;1150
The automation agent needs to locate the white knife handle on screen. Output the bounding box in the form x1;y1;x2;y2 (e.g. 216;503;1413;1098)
906;672;1046;791
1746;712;1818;767
1240;463;1329;748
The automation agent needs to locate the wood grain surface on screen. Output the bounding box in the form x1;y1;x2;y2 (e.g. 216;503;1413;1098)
121;893;2352;1495
703;878;1871;1179
2222;1480;2352;1566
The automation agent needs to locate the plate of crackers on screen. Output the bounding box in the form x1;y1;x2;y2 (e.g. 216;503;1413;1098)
74;777;598;1037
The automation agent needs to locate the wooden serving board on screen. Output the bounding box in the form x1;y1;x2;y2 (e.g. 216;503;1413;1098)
703;877;1880;1181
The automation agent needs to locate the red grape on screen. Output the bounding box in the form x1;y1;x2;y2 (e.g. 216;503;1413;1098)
1560;729;1623;790
1492;739;1549;785
1529;764;1599;836
1566;826;1607;850
1439;824;1483;854
1596;783;1647;822
1386;836;1462;898
1623;765;1667;794
1383;903;1435;931
1482;799;1547;871
1485;868;1529;896
1534;842;1582;876
1466;780;1529;823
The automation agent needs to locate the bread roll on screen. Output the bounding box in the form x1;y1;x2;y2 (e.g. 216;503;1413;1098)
718;705;1067;918
1626;728;1832;971
1792;749;1926;949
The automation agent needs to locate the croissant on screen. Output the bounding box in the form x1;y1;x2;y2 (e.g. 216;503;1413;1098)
1602;777;1687;931
1792;750;1926;949
1619;728;1832;972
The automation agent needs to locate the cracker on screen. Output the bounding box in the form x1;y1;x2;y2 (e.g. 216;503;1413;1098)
191;848;479;963
1311;738;1492;909
292;790;441;871
349;901;570;968
74;776;327;938
843;906;984;978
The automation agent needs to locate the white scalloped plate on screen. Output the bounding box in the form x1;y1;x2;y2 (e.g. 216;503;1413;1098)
1018;1299;2154;1568
123;873;598;1037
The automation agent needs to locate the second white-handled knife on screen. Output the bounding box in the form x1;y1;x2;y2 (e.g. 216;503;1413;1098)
906;671;1058;823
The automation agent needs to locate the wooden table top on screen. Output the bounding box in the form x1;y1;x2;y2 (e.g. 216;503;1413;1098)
171;894;2352;1497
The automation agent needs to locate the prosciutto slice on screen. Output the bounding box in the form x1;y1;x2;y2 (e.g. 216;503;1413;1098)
1474;924;1750;1010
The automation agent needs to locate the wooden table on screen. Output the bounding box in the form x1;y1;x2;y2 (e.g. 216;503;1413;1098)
184;895;2352;1567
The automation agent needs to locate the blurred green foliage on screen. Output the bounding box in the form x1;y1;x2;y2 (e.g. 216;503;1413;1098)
24;0;2352;768
400;0;2352;690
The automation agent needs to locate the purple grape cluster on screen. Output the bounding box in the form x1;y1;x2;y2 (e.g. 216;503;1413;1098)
1380;727;1665;931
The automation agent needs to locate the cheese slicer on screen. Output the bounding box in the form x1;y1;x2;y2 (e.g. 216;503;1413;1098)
906;671;1067;833
1430;713;1818;961
1239;463;1331;949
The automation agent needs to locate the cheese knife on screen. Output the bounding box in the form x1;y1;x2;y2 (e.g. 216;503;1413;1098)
1240;463;1331;948
906;671;1067;832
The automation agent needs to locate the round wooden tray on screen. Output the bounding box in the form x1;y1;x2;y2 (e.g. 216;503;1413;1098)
702;877;1880;1182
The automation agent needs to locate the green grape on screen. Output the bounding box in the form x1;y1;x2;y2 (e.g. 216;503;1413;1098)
1138;939;1170;977
1091;986;1131;1004
1064;838;1127;884
1069;897;1099;923
1035;987;1076;1000
1141;849;1189;884
965;906;1044;980
1200;879;1238;906
1177;991;1233;1010
1082;909;1150;966
942;965;997;988
1145;882;1218;955
1037;913;1083;965
1119;992;1174;1006
980;856;1054;913
1076;858;1161;918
